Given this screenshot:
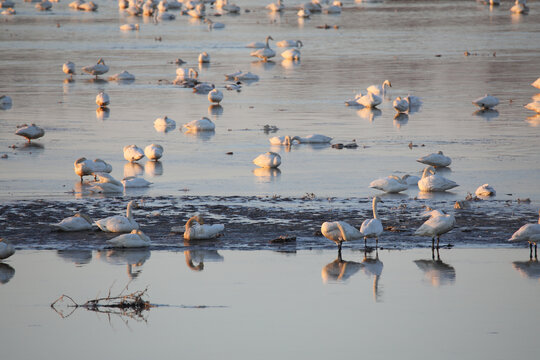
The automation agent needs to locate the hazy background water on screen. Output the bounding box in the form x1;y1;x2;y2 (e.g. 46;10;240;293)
0;0;539;202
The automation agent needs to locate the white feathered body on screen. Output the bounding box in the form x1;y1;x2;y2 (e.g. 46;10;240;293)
475;184;496;197
183;117;215;132
144;144;163;161
417;152;452;167
253;152;281;168
0;239;15;260
472;95;499;109
418;174;458;192
321;221;363;244
123;145;145;162
51;214;93;231
184;223;225;240
415;210;456;238
107;230;151;248
369;176;408;193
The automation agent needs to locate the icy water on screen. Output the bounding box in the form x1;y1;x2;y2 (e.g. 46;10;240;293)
1;249;539;360
0;0;539;202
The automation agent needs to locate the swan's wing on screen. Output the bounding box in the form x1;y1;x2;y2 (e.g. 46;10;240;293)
360;219;383;237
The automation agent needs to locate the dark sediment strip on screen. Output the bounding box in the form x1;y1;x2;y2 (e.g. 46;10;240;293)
0;195;536;252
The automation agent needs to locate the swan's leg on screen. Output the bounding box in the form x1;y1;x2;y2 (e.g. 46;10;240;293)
431;246;435;260
375;236;378;248
364;237;367;248
436;236;440;249
431;237;435;249
530;242;533;259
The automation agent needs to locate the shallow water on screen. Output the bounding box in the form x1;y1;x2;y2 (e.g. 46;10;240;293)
0;1;539;202
1;249;539;359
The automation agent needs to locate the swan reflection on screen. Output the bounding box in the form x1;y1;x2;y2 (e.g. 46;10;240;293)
18;142;45;154
145;160;163;176
250;60;276;71
96;107;110;121
361;249;384;302
281;59;300;70
357;108;382;122
473;109;499;120
253;167;281;183
525;114;540;127
183;130;215;141
393;113;409;128
0;263;15;285
124;162;144;177
414;250;456;287
56;250;92;265
184;250;224;272
96;248;151;279
208;104;223;116
321;253;362;284
512;258;540;281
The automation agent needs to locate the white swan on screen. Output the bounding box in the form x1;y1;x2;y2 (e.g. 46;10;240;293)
82;58;109;79
472;94;499;109
250;36;276;62
62;61;75;78
323;1;342;14
402;174;420;186
108;70;135;81
15;124;45;142
302;0;321;12
405;94;422;110
107;229;151;248
144;144;163;161
95;200;140;233
253;152;281;168
525;101;540;113
122;176;152;188
267;0;284;12
120;23;139;31
95;172;122;186
157;0;168;12
281;48;300;61
0;239;15;260
184;215;225;240
95;91;110;108
297;8;311;17
417;151;451;167
225;70;243;80
51;213;93;231
78;1;97;11
321;221;363;252
74;157;112;182
532;77;540;89
208;88;223;104
269;135;300;145
509;210;540;258
369;175;408;193
204;18;225;29
418;166;459;192
296;134;332;143
356;92;382;108
198;51;210;63
360;197;384;247
475;184;496;197
367;80;391;96
183;117;215;132
235;72;259;81
276;39;303;48
123;145;145;162
89;182;124;193
510;0;529;14
393;96;409;113
415;209;456;248
193;82;215;94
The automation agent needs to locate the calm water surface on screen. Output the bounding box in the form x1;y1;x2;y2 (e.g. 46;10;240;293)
0;0;539;201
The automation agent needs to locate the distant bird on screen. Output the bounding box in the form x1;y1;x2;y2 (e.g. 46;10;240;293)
402;174;420;186
183;117;215;132
281;48;301;61
276;39;303;48
0;238;15;260
370;175;408;193
323;1;342;14
225;81;242;91
393;96;409;113
82;58;109;79
0;95;12;109
62;61;75;78
367;80;391;96
183;215;225;240
153;116;176;133
405;94;422;110
15;124;45;143
123;145;145;162
95;200;140;233
418;166;459;192
120;23;140;31
108;70;135;81
198;52;210;63
510;0;529;14
36;1;52;11
208;88;223;104
417;151;452;168
218;0;240;13
303;0;322;12
234;72;259;81
472;94;499;109
204;18;225;30
253;152;281;168
532;77;540;89
415;209;456;249
193;83;215;94
297;8;311;17
509;210;540;258
95;91;110;108
250;36;276;62
144;144;163;161
475;184;496;197
107;229;151;248
266;0;284;12
73;157;112;182
122;176;152;188
78;1;97;11
51;213;93;232
296;134;332;143
269;135;300;145
360;197;384;247
321;221;363;253
356;92;382;108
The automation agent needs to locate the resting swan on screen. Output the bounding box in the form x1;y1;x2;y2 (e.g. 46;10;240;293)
95;200;140;233
367;80;391;96
472;94;499;109
415;209;456;249
369;175;408;193
253;152;281;168
51;213;93;231
250;36;276;62
82;58;109;79
107;229;151;248
509;210;540;258
144;144;163;161
15;124;45;142
184;215;225;240
418;166;459;192
0;238;15;260
360;197;384;247
417;151;452;167
269;135;300;145
123;145;145;162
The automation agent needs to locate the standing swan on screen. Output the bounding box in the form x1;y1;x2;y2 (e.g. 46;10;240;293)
509;210;540;258
250;36;276;62
367;80;391;96
95;200;140;233
415;209;456;249
81;58;109;79
184;215;225;240
321;221;363;254
360;197;384;247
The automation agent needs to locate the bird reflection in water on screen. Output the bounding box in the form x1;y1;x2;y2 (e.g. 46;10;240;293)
321;252;362;284
96;107;110;121
393;112;409;128
512;257;540;281
124;162;144;178
473;109;499;120
361;249;384;302
56;250;92;266
253;167;281;183
414;249;456;287
208;104;223;117
145;160;163;177
184;249;224;272
0;263;15;285
357;108;382;122
96;249;151;279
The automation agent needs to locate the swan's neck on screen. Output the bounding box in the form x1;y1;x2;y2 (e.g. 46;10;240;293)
421;167;432;179
265;37;271;48
185;216;201;230
372;199;379;219
126;202;134;220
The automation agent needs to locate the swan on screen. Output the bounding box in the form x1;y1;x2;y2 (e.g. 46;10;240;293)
405;94;422;110
36;1;52;11
525;101;540;113
472;94;499;109
276;39;303;48
187;3;205;18
402;174;420;186
219;0;240;13
120;23;139;31
144;144;163;161
269;135;300;145
198;51;210;64
250;36;276;62
369;175;408;193
95;92;110;108
193;83;215;94
107;229;151;248
297;8;311;17
184;215;225;240
176;68;198;81
321;221;363;252
208;88;223;104
15;124;45;142
1;7;15;15
281;48;300;61
95;200;140;233
167;0;181;9
125;3;142;16
509;211;540;258
475;184;496;197
367;80;391;96
118;0;128;9
0;95;12;108
253;152;281;168
417;151;451;167
302;0;321;12
360;197;384;247
235;72;259;81
225;81;242;91
393;96;409;113
157;0;168;12
108;70;135;81
296;134;332;143
204;18;225;29
225;70;243;80
122;176;152;188
142;2;154;16
418;166;459;192
82;58;109;79
356;92;382;108
78;1;97;11
62;61;75;78
510;0;529;14
415;209;456;248
267;0;284;12
95;172;122;186
51;213;93;231
157;11;176;21
123;145;145;162
183;117;215;132
89;181;124;193
74;158;112;182
532;77;540;89
323;1;342;14
0;239;15;260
